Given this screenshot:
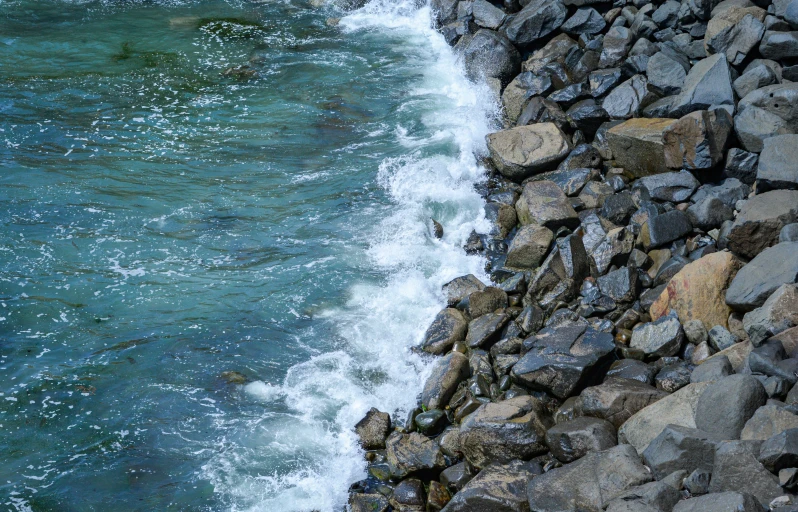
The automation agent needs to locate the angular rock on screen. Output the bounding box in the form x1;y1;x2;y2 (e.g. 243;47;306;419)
590;68;623;98
349;494;389;512
386;431;446;478
422;352;470;410
744;284;798;346
691;355;733;382
443;274;485;306
708;325;737;352
642;425;722;480
734;105;793;153
506;224;553;270
725;148;759;185
487;123;570;181
656;362;693;393
647;51;687;96
515;179;578;230
607;118;677;177
466;312;509;348
687;196;735;231
726;242;798;311
695;374;768;439
459;29;521;85
468;287;508;318
526;234;589;311
602;74;658;120
501;72;554;123
760;30;798;59
757;134;798;191
579;377;668;428
706;9;766;65
607;359;657;385
635;170;701;202
670;53;735;117
604;480;680;512
741;404;798;441
663;109;734;170
734;64;779;100
503;0;568;46
390;478;426;510
355;408;391;450
439;460;542;512
472;0;506;29
598;266;641;304
545;416;617;463
641;210;693;250
599;26;635;68
630;311;686;359
738;82;798;134
709;440;783;507
758;428;798;473
458;395;552;468
562;7;606;35
422;308;469;355
672;491;766;512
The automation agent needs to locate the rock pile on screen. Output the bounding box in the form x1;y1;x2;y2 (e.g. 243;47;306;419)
348;0;798;508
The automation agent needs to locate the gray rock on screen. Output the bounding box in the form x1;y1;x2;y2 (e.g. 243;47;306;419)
422;308;469;355
743;284;798;346
466;312;510;348
472;0;506;29
515;180;578;230
526;445;653;511
734;64;779;100
642;425;722;480
579;377;668;428
468;286;508;318
654;0;681;27
602;75;658;120
525;234;589;311
431;0;459;25
760;30;798;59
458;395;552;467
422;352;470;410
631;311;686;359
695;374;768;439
726;242;798;311
590;68;623;98
501;72;553;123
726;191;798;260
688;196;735;231
532;167;596;197
656;362;693;393
505;224;553;270
604;481;681;512
557;144;603;171
443;274;485;306
512;325;615;399
782;223;798;242
691;355;733;382
692;178;750;208
757;134;798;191
741;404;798;441
647;51;687;96
759;428;798;473
600;26;635;68
546;416;617;463
503;0;567;46
708;325;738;352
349;494;389;512
385;431;446;478
709;440;783;507
663;109;734;170
562;7;605;35
459;29;521;85
487;124;571;181
734;105;794;153
606;118;677;177
672;492;766;512
607;359;658;385
684;469;711;495
670;54;735;118
725;148;759;185
440;459;542;512
390;478;425;510
707;12;766;65
590;227;635;276
685;319;709;345
597;266;641;304
738;82;798;134
635;171;701;202
355;408;391;450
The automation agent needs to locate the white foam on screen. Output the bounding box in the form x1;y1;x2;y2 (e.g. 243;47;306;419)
203;1;498;510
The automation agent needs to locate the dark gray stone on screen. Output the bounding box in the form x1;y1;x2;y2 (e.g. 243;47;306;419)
604;480;681;511
468;286;508;318
472;0;507;29
708;13;765;65
648;51;687;95
656;362;693;393
643;210;693;249
599;26;635;68
607;359;657;384
709;440;783;507
759;428;798;473
440;460;542;512
602;75;658;120
670;54;735;118
691;178;750;208
562;7;605;35
598;266;641;304
459;29;521;85
757;134;798;191
744;285;798;347
589;227;635;276
684;469;711;495
422;308;469;355
725;148;759;185
526;234;590;311
695;374;768;439
672;491;766;512
422;352;470;410
738;82;798;134
688;196;734;231
501;72;554;123
601;191;637;225
726;242;798;311
708;325;738;352
579;377;668;428
590;68;623;98
642;425;722;480
734;105;794;154
503;0;567;46
546;416;617;463
760;30;798;59
635;171;700;203
443;274;485;306
431;0;459;25
466;312;510;349
691;354;733;382
515;180;578;231
727;191;798;260
630;311;686;360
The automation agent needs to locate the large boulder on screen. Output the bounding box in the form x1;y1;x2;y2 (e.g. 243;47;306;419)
545;416;618;463
386;431;446;478
458;395;552;468
487;123;570;181
758;428;798;473
579;377;668;428
757;134;798;191
672;492;765;512
442;274;485;306
459;29;521;85
514;180;579;230
670;53;735;117
650;251;743;330
422;308;469;355
726;242;798;311
705;7;766;65
422;352;470;410
662;109;734;170
726;190;798;259
606;118;677;177
440;460;542;512
512;325;614;399
526;445;653;512
503;0;568;46
694;374;768;440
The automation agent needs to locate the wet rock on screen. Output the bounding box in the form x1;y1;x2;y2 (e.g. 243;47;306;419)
725;148;759;185
349;494;390;512
734;105;793;153
526;234;589;311
691;354;733;382
566;100;608;136
726;242;798;311
431;0;459;25
642;425;722;480
546;416;617;463
415;409;447;436
634;170;700;202
695;374;768;439
466;312;509;348
422;352;470;410
606;118;677;177
427;480;450;512
468;287;508;318
600;192;636;226
598;266;641;304
670;53;735;117
663;110;734;170
630;311;685;359
472;0;506;29
647;51;687;96
459;29;521;85
386;431;446;478
651;251;743;329
741;404;798;441
526;445;653;511
512;325;615;399
487;124;570;182
709;440;783;507
557;143;603;171
580;377;668;428
599;26;635;68
641;210;693;249
458;395;552;467
505;224;553;269
590;68;623;98
590;227;635;276
744;284;798;346
515;180;578;230
705;8;766;65
422;308;469;355
607;359;657;385
503;0;567;46
757;134;798;192
671;491;766;512
443;274;485;306
440;459;541;512
501;72;553;123
532;168;595;197
602;75;658;120
390;477;426;510
439;462;473;493
356;408;392;450
687;196;735;231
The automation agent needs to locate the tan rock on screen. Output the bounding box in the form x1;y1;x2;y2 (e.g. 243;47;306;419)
704;6;766;52
606;118;677;177
486;123;570;181
740;404;798;440
650;251;743;330
703;339;753;372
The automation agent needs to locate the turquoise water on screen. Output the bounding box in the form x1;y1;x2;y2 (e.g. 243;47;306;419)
0;1;495;510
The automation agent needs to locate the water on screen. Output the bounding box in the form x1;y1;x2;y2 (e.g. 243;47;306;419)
0;0;497;510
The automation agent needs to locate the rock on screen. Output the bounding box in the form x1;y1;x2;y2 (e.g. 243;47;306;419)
439;462;473;493
525;234;589;311
695;374;768;439
684;469;711;495
459;29;521;85
604;480;680;511
619;382;712;454
515;180;578;230
757;134;798;192
427;480;450;512
386;431;446;478
734;64;779;100
630;311;686;359
443;274;485;306
759;428;798;473
600;26;635;68
590;68;623;98
706;9;766;65
693;178;750;208
422;352;470;410
440;460;542;512
458;395;552;467
422;308;469;355
744;284;798;346
349;494;390;512
526;445;653;511
503;0;567;46
601;192;637;225
355;408;391;450
647;51;687;96
557;144;603;171
634;170;701;202
505;224;554;269
562;7;605;34
468;287;508;318
670;54;735;118
607;118;677;177
533;168;596;197
607;359;657;385
734;105;793;154
512;325;614;398
651;251;743;329
390;478;426;510
472;0;506;29
725;148;759;185
641;210;693;249
416;409;447;436
726;242;798;311
687;196;735;231
691;355;733;382
709;440;783;507
580;377;668;428
684;319;709;345
708;325;738;351
546;416;618;463
642;425;722;480
431;0;458;25
782;223;798;242
663;110;734;170
602;75;658;120
704;339;753;372
487;123;570;181
597;266;641;304
656;362;693;393
741;404;798;440
738;83;798;134
671;491;766;512
501;72;554;123
760;30;798;59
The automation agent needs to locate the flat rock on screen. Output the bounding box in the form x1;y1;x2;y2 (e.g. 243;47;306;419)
422;308;469;355
545;416;618;463
672;491;766;512
422;352;470;410
505;224;554;270
386;431;446;478
663;110;734;170
579;377;668;428
695;374;768;439
602;74;657;120
757;134;798;191
670;53;735;117
487;123;570;181
606;118;677;177
634;170;700;202
726;242;798;311
439;459;542;512
466;312;509;348
630;311;686;359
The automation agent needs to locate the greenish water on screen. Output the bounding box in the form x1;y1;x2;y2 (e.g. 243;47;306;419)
0;0;496;510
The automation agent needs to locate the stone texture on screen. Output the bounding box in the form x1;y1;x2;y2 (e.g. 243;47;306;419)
355;408;391;450
422;352;470;410
647;51;687;96
466;312;509;348
738;82;798;134
744;284;798;346
606;118;677;177
642;425;722;480
443;274;485;306
630;311;686;359
487;123;570;181
758;428;798;472
733;105;793;153
672;492;766;512
706;8;766;65
579;377;668;428
602;74;657;120
695;374;768;439
515;180;579;230
726;191;798;259
525;234;590;311
386;431;446;478
468;286;508;318
640;210;693;250
709;440;783;508
670;53;735;117
687;196;735;231
505;224;553;269
545;416;618;463
422;308;469;355
439;460;542;512
634;171;701;202
663;109;734;170
757;134;798;191
459;29;522;85
604;480;680;512
741;404;798;441
726;242;798;311
504;0;568;46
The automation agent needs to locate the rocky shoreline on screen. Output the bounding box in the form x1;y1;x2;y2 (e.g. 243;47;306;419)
346;0;798;509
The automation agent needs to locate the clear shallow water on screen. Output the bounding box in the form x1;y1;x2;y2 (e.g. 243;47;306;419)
0;0;496;510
